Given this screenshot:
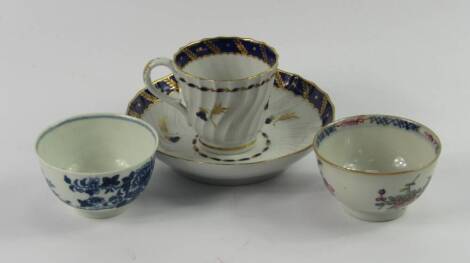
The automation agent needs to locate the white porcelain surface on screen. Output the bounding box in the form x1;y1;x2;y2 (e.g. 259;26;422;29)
128;70;334;185
4;2;468;261
143;37;278;154
36;114;159;218
314;115;441;221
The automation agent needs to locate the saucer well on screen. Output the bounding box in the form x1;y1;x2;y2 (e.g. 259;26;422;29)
127;70;335;185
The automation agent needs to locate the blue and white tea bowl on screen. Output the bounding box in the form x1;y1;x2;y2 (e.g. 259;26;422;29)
35;114;159;218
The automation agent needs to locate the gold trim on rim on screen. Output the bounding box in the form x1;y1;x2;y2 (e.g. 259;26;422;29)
203;40;221;54
126;69;335;166
172;36;279;82
313;114;442;176
198;138;256;152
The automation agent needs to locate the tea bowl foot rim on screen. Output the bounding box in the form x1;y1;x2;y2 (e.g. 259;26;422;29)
343;206;406;222
70;206;128;219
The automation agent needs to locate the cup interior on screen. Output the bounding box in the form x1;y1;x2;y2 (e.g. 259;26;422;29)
174;37;278;81
315;116;440;174
36;115;157;174
183;55;270;80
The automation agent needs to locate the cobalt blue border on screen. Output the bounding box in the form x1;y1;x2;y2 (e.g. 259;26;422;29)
174;37;278;69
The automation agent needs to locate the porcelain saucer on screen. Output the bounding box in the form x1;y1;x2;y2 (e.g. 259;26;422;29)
127;70;335;185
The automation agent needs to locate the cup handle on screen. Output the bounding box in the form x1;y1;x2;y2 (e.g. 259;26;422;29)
143;58;190;125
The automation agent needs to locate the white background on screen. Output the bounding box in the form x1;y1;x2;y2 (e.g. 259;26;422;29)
1;0;469;262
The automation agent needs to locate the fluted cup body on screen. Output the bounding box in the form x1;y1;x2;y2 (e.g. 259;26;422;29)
144;37;279;155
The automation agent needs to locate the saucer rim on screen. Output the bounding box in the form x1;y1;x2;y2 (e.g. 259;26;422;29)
127;69;335;166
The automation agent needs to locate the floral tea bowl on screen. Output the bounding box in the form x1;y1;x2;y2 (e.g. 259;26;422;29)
35;114;159;219
313;115;441;222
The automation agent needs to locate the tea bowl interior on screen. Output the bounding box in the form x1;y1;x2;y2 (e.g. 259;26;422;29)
36;114;158;174
316;117;439;174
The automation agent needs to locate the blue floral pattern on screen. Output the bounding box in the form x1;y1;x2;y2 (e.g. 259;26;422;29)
63;160;154;210
64;176;101;196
